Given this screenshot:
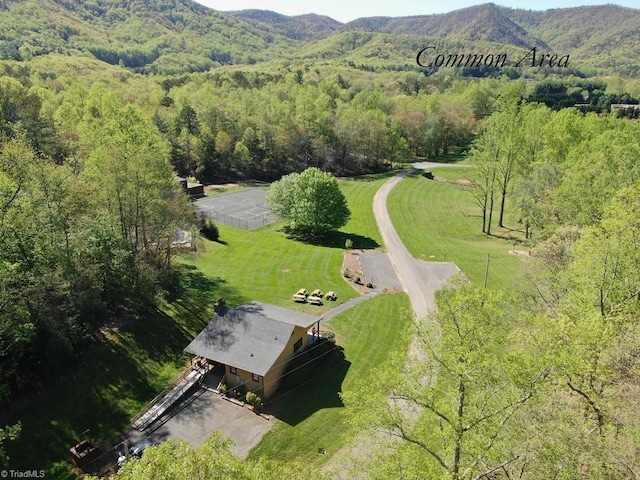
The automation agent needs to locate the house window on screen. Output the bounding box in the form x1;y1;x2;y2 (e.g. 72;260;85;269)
293;337;303;353
252;372;260;382
230;366;237;374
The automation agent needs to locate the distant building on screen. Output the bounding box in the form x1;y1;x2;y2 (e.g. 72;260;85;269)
176;176;204;198
611;103;640;112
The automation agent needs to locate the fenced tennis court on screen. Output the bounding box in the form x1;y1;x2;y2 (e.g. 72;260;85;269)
194;187;278;230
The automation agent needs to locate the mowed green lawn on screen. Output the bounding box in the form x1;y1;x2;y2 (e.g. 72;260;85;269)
338;175;390;250
388;169;531;290
176;175;390;313
248;292;411;466
178;223;357;315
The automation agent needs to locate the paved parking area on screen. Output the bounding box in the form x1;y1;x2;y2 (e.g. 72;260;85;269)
147;386;273;458
359;252;403;290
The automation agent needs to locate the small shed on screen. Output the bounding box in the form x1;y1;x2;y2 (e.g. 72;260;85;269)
176;176;204;198
187;182;204;198
176;176;188;192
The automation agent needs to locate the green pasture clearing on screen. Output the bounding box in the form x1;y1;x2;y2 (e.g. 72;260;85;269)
177;175;389;315
248;292;411;466
387;169;531;290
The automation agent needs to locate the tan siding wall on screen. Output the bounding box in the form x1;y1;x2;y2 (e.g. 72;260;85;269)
224;365;263;395
222;325;310;399
262;326;309;398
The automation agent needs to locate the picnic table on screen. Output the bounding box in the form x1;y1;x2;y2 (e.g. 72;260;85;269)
293;293;307;303
325;291;337;301
308;295;323;306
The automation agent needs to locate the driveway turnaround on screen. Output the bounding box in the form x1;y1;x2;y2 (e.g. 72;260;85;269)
148;387;272;458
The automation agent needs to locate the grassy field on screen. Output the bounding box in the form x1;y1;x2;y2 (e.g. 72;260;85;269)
176;174;391;313
248;292;411;466
338;174;391;249
387;168;531;290
178;222;358;315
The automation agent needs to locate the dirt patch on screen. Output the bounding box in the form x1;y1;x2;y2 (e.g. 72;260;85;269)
341;251;371;294
204;183;238;191
509;249;533;257
455;179;473;186
431;176;472;187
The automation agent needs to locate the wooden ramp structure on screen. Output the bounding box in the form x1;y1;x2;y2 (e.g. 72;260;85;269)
132;364;209;433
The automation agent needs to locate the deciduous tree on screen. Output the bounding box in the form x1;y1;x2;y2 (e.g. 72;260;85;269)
266;167;350;235
344;281;546;480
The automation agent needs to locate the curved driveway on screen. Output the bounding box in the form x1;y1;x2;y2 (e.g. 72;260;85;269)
373;170;459;320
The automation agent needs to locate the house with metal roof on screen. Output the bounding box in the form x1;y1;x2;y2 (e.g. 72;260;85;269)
184;301;320;399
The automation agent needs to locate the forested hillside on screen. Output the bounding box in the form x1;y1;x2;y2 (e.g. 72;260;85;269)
1;1;640;75
0;0;294;73
228;9;342;40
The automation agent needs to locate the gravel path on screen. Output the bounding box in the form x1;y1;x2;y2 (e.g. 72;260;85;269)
372;170;459;320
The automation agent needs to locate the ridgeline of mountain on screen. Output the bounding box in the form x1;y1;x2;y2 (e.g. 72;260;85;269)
227;9;342;40
0;0;639;76
345;3;546;50
510;5;640;76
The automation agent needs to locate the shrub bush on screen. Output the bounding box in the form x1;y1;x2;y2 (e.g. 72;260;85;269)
323;331;336;342
343;268;351;278
200;219;219;241
246;391;262;410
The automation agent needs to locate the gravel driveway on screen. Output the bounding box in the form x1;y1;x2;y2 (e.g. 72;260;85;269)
373;170;459;319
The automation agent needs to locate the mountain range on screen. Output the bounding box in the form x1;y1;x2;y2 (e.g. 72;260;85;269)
0;0;638;76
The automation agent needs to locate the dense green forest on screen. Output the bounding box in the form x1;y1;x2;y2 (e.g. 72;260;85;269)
1;0;640;477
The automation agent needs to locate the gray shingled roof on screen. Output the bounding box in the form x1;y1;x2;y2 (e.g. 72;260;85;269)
184;301;319;376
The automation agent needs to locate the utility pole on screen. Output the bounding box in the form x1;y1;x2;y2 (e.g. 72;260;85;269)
483;254;490;288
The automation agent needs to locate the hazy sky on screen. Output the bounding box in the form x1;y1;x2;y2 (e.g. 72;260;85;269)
194;1;638;23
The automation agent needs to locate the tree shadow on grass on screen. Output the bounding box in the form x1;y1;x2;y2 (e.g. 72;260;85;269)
1;265;244;474
263;352;351;427
344;171;397;182
283;229;380;250
2;321;184;473
164;264;245;328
